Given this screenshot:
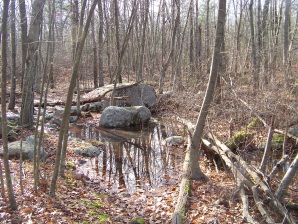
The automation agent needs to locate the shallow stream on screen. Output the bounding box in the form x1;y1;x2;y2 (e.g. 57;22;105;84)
68;120;185;193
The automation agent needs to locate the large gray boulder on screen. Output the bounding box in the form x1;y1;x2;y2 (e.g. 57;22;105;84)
0;138;47;161
99;106;151;128
81;83;157;112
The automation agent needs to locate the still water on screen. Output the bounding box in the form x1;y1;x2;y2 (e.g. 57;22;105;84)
69;120;185;192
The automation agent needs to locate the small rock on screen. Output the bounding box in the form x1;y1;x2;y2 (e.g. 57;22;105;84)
164;136;184;145
70;116;78;123
289;128;298;137
52;118;62;126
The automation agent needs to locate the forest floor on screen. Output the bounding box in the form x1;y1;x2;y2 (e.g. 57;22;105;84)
0;71;298;223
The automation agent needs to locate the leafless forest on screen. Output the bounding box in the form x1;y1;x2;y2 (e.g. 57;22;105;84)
0;0;297;223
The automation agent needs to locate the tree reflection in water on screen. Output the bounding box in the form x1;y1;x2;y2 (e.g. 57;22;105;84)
69;121;185;192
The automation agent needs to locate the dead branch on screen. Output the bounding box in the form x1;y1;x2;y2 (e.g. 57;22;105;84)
267;155;289;181
207;132;296;224
238;180;258;224
252;185;275;223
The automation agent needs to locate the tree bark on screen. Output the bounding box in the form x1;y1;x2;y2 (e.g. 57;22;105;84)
283;0;291;87
190;0;226;180
20;0;46;127
97;0;104;87
1;0;18;210
18;0;28;90
8;0;17;110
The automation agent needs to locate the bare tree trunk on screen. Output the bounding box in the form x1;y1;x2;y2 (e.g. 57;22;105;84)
1;0;18;210
190;0;226;180
283;0;291;87
137;0;149;82
91;15;98;88
172;0;183;92
110;0;138;104
189;0;195;77
18;0;28;90
261;0;270;85
48;0;55;89
98;0;104;87
8;0;17;110
195;0;201;79
205;0;211;73
50;0;98;197
249;0;259;92
159;0;178;94
20;0;46;127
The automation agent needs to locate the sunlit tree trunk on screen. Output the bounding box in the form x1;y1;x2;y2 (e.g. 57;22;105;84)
1;0;18;210
190;0;226;180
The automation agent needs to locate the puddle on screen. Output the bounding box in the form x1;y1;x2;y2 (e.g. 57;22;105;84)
69;120;186;193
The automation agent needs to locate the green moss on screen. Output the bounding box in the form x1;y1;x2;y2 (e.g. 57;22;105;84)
227;131;247;151
64;175;76;188
273;134;284;143
93;192;106;198
66;161;75;168
247;118;261;129
131;217;146;224
125;106;139;111
89;212;109;222
84;200;105;208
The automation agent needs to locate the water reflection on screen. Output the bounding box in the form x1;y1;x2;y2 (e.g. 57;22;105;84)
69;121;185;192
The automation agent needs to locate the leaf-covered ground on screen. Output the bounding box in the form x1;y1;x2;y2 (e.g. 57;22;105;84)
1;73;298;223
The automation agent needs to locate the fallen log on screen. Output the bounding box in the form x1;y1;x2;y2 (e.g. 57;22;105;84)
202;138;256;223
172;134;192;224
207;132;296;224
34;96;131;107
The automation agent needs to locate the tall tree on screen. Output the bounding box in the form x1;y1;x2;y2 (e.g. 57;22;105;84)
1;0;18;210
283;0;291;87
18;0;28;89
20;0;46;127
249;0;259;92
8;0;17;110
189;0;226;180
97;0;104;87
137;0;149;82
158;0;178;94
50;0;98;197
